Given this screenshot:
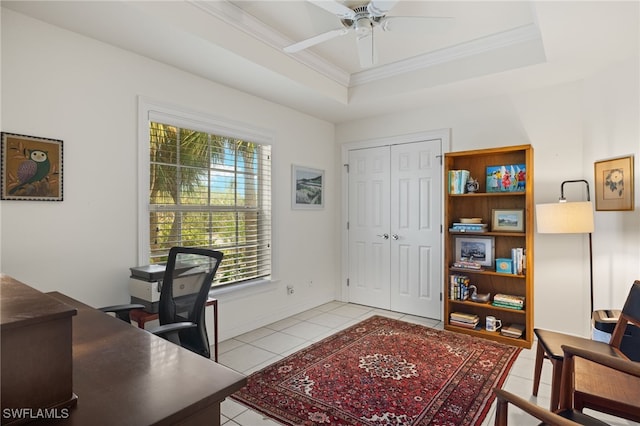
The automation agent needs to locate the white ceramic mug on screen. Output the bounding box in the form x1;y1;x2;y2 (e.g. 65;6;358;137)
486;316;502;332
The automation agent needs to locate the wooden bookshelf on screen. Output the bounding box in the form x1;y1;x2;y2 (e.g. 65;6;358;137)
444;145;534;348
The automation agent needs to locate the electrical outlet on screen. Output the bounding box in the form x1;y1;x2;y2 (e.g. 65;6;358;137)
287;285;294;295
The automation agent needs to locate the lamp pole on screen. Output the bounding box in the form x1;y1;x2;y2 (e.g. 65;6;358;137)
560;179;594;313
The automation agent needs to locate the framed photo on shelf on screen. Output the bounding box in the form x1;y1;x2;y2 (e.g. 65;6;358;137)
594;155;634;211
454;235;495;267
292;164;324;209
485;164;526;193
1;132;63;201
491;209;524;232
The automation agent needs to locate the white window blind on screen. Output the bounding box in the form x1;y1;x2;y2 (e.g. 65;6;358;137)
148;121;271;287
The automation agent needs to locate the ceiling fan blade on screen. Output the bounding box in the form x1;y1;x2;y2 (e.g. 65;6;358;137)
308;0;355;19
356;32;378;68
367;0;399;17
380;16;455;33
284;28;349;53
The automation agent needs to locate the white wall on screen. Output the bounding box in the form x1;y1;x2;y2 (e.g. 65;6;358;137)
2;7;638;342
337;58;639;337
1;9;339;340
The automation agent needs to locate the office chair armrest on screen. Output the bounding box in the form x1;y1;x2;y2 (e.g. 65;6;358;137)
150;322;197;340
99;304;145;322
493;388;578;426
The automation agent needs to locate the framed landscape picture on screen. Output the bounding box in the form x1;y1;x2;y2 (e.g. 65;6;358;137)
1;132;63;201
594;155;634;211
292;165;324;209
491;209;524;232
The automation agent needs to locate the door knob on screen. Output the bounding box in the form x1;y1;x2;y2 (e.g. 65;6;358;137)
392;234;399;240
376;233;389;239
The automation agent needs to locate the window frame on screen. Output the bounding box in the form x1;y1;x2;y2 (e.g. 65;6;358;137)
137;97;275;287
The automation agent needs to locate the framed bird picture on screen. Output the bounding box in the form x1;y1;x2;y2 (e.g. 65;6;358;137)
1;132;63;201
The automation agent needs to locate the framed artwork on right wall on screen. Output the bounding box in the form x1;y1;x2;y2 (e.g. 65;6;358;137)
594;155;634;211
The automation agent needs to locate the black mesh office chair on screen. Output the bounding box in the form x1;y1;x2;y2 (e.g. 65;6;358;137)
101;247;223;359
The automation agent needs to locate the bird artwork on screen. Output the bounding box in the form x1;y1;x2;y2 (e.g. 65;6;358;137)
9;149;51;195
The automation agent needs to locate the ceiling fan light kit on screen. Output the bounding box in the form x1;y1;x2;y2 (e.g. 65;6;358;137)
284;0;453;69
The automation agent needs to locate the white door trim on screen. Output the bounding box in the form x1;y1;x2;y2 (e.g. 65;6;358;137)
340;129;452;320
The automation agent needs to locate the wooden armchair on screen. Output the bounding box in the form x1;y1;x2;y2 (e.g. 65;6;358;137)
495;344;640;426
532;280;640;410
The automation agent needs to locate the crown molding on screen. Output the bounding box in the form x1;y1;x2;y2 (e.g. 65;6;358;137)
350;23;543;86
191;1;542;90
191;0;351;87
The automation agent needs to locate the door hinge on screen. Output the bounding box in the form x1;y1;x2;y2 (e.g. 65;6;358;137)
347;221;349;230
436;154;443;165
347;278;350;287
344;163;349;173
440;292;443;301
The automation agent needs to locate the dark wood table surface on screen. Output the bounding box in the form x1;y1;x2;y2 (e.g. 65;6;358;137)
46;291;246;426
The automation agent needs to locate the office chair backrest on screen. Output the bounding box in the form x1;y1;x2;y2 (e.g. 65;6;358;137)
159;247;223;359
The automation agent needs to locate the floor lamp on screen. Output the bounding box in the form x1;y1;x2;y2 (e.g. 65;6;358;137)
536;179;595;314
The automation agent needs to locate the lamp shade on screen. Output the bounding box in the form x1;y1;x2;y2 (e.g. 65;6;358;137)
536;201;594;234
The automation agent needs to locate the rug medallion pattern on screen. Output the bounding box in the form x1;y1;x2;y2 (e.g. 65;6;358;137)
231;315;521;426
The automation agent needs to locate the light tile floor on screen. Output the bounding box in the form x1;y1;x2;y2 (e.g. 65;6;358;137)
217;301;639;426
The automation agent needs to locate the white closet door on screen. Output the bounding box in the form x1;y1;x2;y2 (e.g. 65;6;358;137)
347;146;391;309
347;139;442;319
390;140;442;318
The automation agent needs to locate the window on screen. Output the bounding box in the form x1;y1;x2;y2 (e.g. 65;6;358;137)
140;102;272;288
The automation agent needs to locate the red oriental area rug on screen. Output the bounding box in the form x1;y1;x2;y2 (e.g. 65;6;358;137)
231;315;521;426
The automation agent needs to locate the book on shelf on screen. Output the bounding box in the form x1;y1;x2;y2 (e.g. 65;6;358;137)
450;319;479;329
510;247;525;275
492;301;524;310
450;311;479;329
448;170;470;194
494;293;525;305
492;293;525;310
452;260;483;270
501;323;525;339
450;223;488;233
450;274;470;300
450;312;479;324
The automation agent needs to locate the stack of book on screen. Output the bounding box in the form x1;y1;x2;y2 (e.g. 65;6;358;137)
450;312;479;329
450;222;488;233
492;293;525;310
501;323;525;339
449;274;470;300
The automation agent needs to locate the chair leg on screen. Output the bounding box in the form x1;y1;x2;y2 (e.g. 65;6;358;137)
533;341;544;396
495;395;508;426
549;358;563;411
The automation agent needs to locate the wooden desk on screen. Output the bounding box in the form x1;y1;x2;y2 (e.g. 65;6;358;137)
1;276;78;421
130;298;218;361
47;292;246;426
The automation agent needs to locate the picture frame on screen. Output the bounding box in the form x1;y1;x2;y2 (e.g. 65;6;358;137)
292;165;324;209
1;132;63;201
485;164;526;193
454;236;495;267
594;155;634;211
491;209;525;232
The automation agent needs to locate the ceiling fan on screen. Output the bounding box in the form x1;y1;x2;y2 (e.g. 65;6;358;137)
283;0;453;69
